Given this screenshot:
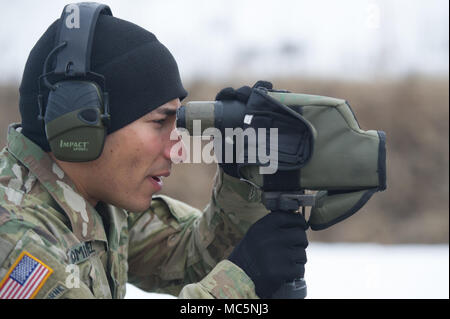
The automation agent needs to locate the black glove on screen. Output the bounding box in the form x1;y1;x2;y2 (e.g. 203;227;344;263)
215;80;274;178
228;211;309;298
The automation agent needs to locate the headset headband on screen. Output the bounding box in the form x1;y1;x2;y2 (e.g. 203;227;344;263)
54;2;112;76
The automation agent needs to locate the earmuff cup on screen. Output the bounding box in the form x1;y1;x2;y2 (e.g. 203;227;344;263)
45;81;106;162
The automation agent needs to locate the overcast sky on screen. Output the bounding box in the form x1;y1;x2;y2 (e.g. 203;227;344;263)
0;0;448;83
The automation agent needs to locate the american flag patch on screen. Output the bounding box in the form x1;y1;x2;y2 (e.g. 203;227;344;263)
0;251;53;299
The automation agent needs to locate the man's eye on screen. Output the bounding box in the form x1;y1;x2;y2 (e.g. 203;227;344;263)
153;118;166;125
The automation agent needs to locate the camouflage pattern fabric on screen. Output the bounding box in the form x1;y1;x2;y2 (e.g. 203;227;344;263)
0;123;269;299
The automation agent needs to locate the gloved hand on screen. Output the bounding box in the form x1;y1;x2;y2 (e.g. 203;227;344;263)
227;210;309;299
215;80;274;178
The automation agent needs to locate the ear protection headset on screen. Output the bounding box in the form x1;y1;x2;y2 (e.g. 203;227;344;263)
37;2;112;162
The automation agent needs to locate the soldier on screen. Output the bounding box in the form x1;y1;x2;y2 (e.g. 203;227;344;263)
0;3;308;299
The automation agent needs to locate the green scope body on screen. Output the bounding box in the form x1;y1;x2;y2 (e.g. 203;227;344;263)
176;91;387;231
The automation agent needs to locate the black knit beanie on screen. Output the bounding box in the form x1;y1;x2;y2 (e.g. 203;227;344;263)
19;14;187;152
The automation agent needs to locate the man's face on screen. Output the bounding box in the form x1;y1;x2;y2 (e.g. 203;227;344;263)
84;98;184;212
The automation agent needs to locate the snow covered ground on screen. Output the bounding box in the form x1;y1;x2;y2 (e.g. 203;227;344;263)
125;242;449;299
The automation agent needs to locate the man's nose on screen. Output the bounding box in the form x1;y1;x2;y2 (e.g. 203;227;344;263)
165;128;187;164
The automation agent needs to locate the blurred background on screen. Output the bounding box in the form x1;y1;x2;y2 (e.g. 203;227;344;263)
0;0;448;298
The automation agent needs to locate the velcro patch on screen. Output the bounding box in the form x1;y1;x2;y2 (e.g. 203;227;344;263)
0;251;53;299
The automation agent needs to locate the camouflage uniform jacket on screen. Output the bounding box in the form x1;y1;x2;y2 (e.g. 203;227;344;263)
0;124;268;299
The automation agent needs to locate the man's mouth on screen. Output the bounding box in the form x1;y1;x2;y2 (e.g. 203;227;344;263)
147;171;170;191
148;175;163;191
151;176;162;183
150;171;170;181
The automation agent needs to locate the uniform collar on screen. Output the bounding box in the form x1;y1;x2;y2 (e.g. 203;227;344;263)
7;123;108;243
